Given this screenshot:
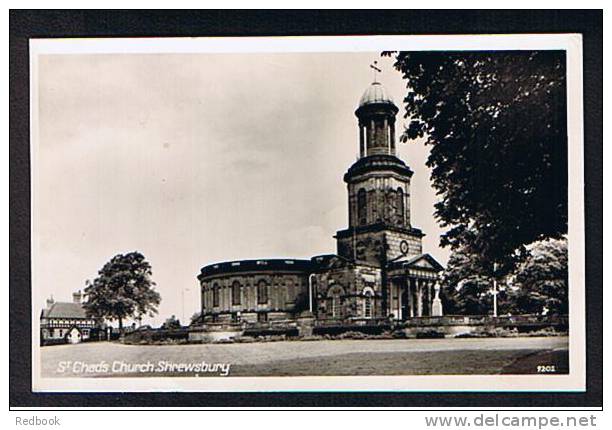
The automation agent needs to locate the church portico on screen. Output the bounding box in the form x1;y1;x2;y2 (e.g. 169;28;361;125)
388;275;436;320
387;254;445;320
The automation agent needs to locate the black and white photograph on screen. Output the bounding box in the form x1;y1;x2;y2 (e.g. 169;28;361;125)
26;33;587;393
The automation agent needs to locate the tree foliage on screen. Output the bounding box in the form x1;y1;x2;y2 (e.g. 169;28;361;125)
510;237;568;315
441;237;568;316
441;245;494;315
83;252;161;331
161;314;182;330
385;51;568;267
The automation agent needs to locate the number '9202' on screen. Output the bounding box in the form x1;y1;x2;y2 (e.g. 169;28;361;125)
537;365;557;373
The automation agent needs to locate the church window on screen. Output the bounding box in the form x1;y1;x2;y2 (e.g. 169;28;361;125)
257;280;268;304
212;283;220;307
327;285;344;319
363;287;374;318
232;281;241;305
397;187;405;225
357;188;367;225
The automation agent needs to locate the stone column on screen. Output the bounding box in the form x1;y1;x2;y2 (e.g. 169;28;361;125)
406;277;413;318
370;119;376;151
383;117;389;154
397;280;402;320
412;277;417;318
428;280;433;316
390;121;396;155
388;281;394;318
424;279;429;316
359;124;365;158
417;279;423;317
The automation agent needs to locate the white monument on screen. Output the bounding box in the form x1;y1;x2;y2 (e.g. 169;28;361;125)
431;281;444;317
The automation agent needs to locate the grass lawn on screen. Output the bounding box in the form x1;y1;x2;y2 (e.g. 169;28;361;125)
40;336;569;377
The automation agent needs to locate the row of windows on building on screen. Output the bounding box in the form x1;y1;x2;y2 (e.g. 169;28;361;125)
210;312;270;324
206;280;271;308
357;187;405;226
41;319;96;327
44;328;90;338
205;285;375;321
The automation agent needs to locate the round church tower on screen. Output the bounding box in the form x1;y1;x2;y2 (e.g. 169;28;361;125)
335;80;424;265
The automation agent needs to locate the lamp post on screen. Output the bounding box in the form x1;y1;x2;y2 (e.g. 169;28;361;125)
492;262;498;318
182;288;190;325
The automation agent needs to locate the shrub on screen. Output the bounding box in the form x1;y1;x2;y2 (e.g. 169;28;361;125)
337;331;367;340
416;330;445;339
391;330;408;339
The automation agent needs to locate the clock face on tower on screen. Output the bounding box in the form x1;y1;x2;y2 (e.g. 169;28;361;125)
400;240;410;255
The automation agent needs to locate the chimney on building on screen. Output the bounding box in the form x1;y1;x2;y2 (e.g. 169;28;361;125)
46;295;55;308
73;290;82;304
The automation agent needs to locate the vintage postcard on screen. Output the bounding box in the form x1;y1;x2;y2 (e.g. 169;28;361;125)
30;34;585;392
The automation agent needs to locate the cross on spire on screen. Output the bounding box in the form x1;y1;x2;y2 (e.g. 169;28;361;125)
370;60;382;83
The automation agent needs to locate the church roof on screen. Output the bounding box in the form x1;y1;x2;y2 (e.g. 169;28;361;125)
344;154;413;182
390;253;445;272
198;258;313;280
358;81;396;107
41;302;89;319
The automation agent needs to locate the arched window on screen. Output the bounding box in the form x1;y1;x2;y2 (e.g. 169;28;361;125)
363;287;375;318
357;188;367;225
327;285;345;319
232;281;241;305
212;283;220;307
331;295;340;318
397;187;405;225
257;280;268;304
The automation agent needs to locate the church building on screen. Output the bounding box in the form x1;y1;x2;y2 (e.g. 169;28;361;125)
197;79;444;327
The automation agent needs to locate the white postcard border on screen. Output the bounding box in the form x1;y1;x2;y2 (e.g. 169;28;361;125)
30;34;585;393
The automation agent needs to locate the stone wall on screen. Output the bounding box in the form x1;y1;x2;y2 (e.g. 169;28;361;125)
336;227;423;265
313;264;382;321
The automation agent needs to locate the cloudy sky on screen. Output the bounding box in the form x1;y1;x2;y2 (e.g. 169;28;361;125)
34;50;450;326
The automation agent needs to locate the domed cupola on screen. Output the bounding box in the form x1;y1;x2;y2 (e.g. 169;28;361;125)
355;81;399;158
358;81;396;108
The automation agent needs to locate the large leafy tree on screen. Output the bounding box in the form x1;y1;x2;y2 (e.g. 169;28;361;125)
442;238;567;316
510;237;568;315
385;51;567;269
83;252;161;333
441;245;494;315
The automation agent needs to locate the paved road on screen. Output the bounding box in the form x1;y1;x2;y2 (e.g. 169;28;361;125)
40;336;568;377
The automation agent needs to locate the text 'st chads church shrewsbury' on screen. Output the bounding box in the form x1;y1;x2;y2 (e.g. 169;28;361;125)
196;79;445;328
